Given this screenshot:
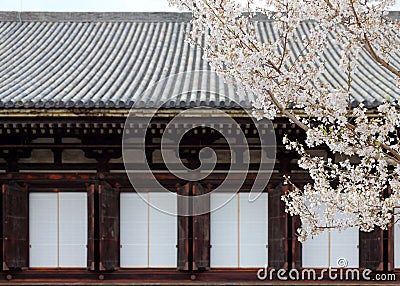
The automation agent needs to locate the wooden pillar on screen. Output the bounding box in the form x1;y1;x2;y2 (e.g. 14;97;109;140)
87;181;120;271
359;228;385;270
192;183;211;270
177;183;190;271
87;183;97;271
290;208;302;269
268;152;302;269
53;137;62;165
2;182;29;271
360;186;394;271
96;154;111;173
387;227;394;271
177;182;211;271
4;150;19;172
268;183;289;269
98;182;120;271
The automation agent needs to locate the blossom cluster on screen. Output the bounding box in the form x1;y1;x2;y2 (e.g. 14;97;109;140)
169;0;400;241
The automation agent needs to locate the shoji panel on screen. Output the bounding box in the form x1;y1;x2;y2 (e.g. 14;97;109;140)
394;215;400;268
58;192;87;267
120;193;149;267
210;193;238;267
239;193;268;268
302;230;329;268
302;206;329;268
302;223;359;268
149;192;177;267
330;228;359;268
29;193;58;267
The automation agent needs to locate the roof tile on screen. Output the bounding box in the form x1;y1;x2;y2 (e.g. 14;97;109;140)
0;12;399;109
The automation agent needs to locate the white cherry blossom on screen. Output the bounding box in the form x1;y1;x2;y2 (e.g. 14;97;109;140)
169;0;400;241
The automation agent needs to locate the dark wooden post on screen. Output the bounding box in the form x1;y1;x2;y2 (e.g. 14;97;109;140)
268;183;289;269
177;182;211;271
177;183;190;271
360;185;394;271
87;183;96;271
98;182;120;271
359;228;384;270
192;183;210;270
2;183;28;271
386;227;394;271
4;150;19;173
290;213;302;269
387;186;394;271
271;152;302;269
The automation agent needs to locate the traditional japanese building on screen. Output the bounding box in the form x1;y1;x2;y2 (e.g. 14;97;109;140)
0;11;399;283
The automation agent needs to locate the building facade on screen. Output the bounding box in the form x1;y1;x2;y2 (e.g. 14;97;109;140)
0;11;399;283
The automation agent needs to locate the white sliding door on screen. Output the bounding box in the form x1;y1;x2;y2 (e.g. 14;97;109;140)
302;230;330;268
330;228;359;267
210;193;239;267
239;193;268;267
29;193;58;267
58;192;87;267
302;224;359;268
149;193;177;267
29;192;87;268
120;193;148;267
210;192;268;268
120;192;177;268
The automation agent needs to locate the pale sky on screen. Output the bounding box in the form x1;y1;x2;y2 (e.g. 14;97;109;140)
0;0;179;12
0;0;399;12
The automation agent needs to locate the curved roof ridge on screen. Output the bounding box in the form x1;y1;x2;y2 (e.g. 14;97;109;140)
0;11;398;23
0;11;193;22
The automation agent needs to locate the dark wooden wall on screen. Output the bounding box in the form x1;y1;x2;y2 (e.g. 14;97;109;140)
0;116;396;282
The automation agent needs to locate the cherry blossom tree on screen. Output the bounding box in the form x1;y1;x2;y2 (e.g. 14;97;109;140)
169;0;400;241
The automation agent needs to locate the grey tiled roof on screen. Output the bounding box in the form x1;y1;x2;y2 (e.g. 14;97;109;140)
0;12;399;109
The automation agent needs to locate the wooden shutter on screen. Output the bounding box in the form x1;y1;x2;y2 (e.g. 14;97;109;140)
387;227;394;271
359;228;384;270
98;182;120;271
387;186;394;271
291;215;302;269
177;183;190;271
87;184;96;271
268;184;288;269
2;183;28;270
192;183;210;270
